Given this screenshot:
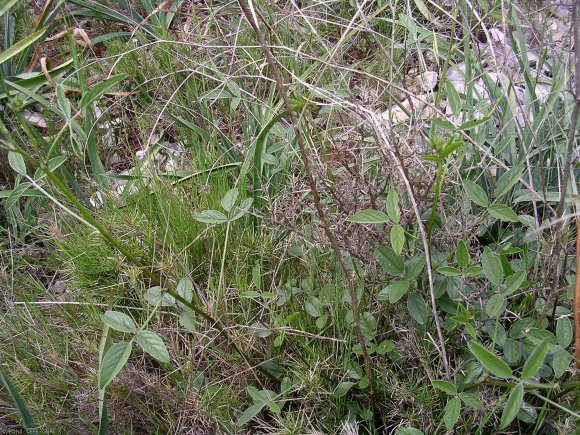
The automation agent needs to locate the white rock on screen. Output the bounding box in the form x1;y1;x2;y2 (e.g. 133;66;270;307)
419;71;439;93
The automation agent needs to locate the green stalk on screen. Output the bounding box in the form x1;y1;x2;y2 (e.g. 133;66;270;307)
426;158;444;245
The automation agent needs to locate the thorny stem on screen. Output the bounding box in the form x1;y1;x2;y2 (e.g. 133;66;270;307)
236;0;376;402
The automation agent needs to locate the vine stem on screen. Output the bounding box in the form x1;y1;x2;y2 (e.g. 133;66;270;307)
236;0;375;402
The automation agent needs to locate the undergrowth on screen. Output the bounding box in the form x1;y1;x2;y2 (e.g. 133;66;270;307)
0;0;578;434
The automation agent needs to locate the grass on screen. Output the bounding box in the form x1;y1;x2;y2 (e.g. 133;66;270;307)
0;0;579;433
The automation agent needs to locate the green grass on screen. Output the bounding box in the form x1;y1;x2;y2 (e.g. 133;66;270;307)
0;0;578;433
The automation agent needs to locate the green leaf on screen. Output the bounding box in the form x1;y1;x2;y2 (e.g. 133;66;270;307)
8;152;26;176
56;84;71;121
503;338;521;364
176;277;194;308
437;266;462;277
48;156;68;171
349;209;390;224
144;286;175;306
229;198;253;221
390;224;405;255
193;210;228;224
455;240;469;267
407;292;429;325
100;311;137;333
446;81;461;117
443;397;461;430
305;296;323;317
500;383;523;429
386;189;401;223
396;428;424;435
463;179;489;207
80;74;129;109
494;166;524;198
552;350;570;378
521;339;548;380
458;116;491;131
377;339;395;355
486;294;506;318
0;368;35;431
556;317;573;348
375;247;405;276
316;314;328;330
5;182;31;210
487;204;519;222
237;403;264;425
458;392;483;409
432;380;456;395
482;247;504;286
179;310;196;332
220;188;239;212
252;262;261;289
99;341;132;389
0;0;20;17
388;280;409;303
136;331;170;364
0;27;47;65
503;270;526;296
334;381;355;398
468;341;512;378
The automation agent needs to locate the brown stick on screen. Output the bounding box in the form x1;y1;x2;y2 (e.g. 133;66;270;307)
236;0;375;401
575;217;580;370
546;0;580;312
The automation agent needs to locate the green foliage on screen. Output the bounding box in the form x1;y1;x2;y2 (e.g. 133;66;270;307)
0;0;577;433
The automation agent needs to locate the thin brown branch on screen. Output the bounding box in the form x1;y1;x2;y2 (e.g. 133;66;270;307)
546;0;580;313
575;216;580;370
236;0;375;401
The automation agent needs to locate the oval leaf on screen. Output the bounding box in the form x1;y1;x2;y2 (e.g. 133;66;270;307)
334;381;355;398
193;210;228;224
386;189;401;223
487;204;519;222
458;392;483;409
552;350;571;378
407;292;429;325
468;341;512;378
136;331;170;364
521;339;548;380
390;224;405;255
375;247;405;276
432;380;456;395
494;166;524;198
556;317;573;348
237;403;264;426
455;240;469;268
349;209;389;224
176;277;194;307
389;280;409;304
486;294;506;318
443;397;461;430
8;151;26;176
101;311;137;333
482;247;504;286
500;383;523;429
99;341;132;389
463;180;489;207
